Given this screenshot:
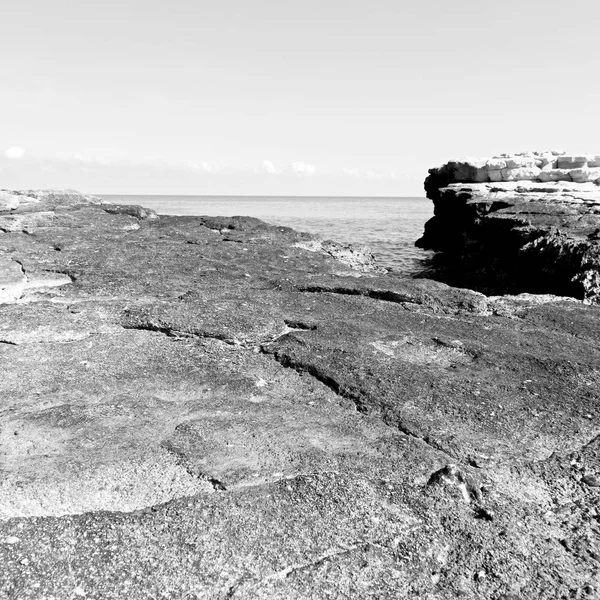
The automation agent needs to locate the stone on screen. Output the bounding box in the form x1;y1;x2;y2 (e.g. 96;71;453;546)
586;155;600;168
501;166;541;181
538;168;573;182
581;475;600;487
486;159;507;170
0;211;57;232
557;156;588;169
0;257;26;303
505;157;537;169
0;191;21;212
488;169;503;182
569;167;600;183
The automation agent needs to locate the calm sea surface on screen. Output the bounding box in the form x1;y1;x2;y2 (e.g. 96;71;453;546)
101;195;434;273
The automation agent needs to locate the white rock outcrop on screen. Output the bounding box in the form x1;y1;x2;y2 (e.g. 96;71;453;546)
446;152;600;185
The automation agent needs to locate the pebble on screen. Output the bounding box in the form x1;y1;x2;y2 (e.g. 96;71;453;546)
582;475;600;487
2;536;20;544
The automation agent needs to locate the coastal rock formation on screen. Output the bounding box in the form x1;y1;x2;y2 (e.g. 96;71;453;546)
417;153;600;302
1;189;599;599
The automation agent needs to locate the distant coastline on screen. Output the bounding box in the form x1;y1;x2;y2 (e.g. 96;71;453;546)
100;194;433;273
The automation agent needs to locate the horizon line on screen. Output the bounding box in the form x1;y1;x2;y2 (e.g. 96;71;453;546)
96;193;428;199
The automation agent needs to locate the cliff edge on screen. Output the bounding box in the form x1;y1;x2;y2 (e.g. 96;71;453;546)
417;152;600;302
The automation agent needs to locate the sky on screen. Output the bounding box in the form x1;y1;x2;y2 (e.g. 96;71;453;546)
1;0;599;196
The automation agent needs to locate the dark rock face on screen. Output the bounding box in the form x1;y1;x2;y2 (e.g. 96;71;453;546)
417;158;600;302
1;190;599;599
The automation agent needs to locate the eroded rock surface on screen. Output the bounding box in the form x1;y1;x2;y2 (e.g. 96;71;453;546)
417;153;600;303
0;190;599;599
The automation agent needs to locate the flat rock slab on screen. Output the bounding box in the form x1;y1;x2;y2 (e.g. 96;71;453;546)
0;191;599;599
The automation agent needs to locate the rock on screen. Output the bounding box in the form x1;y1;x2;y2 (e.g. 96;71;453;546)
581;475;600;487
569;167;600;184
100;203;158;220
501;166;541;181
486;159;507;170
488;169;503;182
538;169;573;182
0;211;57;232
2;536;20;544
557;156;588;169
0;191;22;211
418;155;600;303
587;155;600;168
1;188;599;598
505;157;537;169
0;257;26;303
0;188;102;212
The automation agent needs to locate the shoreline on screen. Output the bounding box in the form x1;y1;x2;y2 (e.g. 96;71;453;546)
1;186;598;598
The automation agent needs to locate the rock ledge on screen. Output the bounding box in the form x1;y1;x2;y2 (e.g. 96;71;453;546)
417;153;600;302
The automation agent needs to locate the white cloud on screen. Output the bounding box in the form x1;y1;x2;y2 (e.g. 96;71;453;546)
60;152;112;166
341;167;360;177
290;161;316;177
187;161;225;173
5;146;26;159
259;159;279;175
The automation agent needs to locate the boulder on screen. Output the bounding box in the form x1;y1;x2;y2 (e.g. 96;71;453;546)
557;155;588;169
586;154;600;168
569;167;600;183
501;166;541;181
538;168;573;182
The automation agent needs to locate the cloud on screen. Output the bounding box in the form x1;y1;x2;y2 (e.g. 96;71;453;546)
341;167;360;177
259;159;279;175
290;161;316;177
5;146;26;159
186;161;225;173
70;153;110;166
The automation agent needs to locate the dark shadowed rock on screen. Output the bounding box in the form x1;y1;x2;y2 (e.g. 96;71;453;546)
417;153;600;303
1;188;599;599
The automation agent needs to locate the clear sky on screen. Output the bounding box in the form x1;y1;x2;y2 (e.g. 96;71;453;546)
1;0;599;195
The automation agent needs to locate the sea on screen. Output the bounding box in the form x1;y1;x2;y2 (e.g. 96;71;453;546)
101;195;435;274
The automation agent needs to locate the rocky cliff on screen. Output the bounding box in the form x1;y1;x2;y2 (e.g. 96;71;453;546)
417;152;600;303
1;189;599;599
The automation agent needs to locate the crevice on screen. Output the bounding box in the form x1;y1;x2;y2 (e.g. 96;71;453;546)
580;433;600;451
40;268;76;282
283;319;317;331
265;544;360;580
260;345;458;460
160;441;227;492
226;539;391;597
121;322;238;345
298;284;421;307
0;334;96;346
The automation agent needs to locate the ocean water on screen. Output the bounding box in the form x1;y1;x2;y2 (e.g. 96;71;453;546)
101;195;434;273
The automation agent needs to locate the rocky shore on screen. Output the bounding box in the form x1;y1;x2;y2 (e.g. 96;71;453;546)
1;186;599;599
417;153;600;303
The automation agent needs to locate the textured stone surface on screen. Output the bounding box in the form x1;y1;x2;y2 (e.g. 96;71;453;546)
417;156;600;303
1;190;599;599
